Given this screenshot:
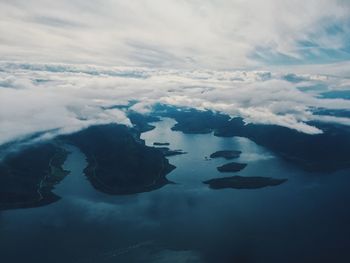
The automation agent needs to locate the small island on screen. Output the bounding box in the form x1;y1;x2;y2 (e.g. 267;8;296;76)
217;162;247;172
156;147;187;157
203;176;287;189
153;142;170;146
210;150;241;160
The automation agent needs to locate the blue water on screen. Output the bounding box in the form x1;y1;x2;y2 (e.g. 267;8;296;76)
0;118;349;263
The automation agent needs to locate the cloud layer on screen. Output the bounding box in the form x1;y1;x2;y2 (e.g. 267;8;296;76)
0;0;349;68
1;61;350;146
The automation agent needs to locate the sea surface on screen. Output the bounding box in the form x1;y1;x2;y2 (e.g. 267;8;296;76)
1;118;350;263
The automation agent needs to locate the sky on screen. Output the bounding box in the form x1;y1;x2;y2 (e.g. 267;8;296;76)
0;0;350;147
1;0;350;68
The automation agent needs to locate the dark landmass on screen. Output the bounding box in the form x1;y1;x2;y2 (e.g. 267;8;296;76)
156;147;187;157
217;162;247;172
63;124;176;195
210;150;241;160
154;105;230;134
203;176;287;189
0;143;69;210
0;121;178;209
153;142;170;146
128;112;160;133
153;104;350;172
164;150;187;157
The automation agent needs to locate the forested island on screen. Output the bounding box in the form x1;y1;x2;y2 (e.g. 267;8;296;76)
62;124;176;195
210;150;241;160
0;143;69;210
204;176;287;189
217;162;247;172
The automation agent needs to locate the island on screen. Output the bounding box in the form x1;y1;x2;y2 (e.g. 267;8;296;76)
210;150;241;160
153;142;170;146
217;162;247;172
203;176;287;189
154;147;187;157
63;124;176;195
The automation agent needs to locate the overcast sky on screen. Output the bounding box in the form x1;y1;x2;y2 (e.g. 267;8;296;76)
0;1;350;148
1;0;350;69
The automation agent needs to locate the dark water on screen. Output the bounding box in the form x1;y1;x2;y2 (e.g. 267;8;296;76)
1;118;350;263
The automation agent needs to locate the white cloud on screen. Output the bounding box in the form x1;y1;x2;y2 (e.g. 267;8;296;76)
0;0;349;68
1;61;350;146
